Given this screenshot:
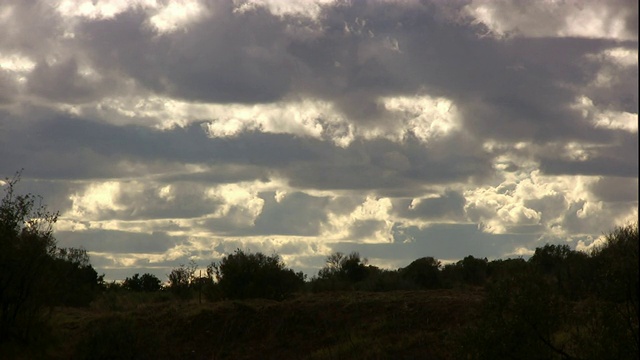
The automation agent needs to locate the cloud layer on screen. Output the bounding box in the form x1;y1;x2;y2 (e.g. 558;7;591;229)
1;0;637;280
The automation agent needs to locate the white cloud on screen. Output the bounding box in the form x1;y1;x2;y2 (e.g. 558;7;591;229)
0;54;36;73
67;181;125;220
148;0;210;33
464;165;602;235
206;183;265;221
56;0;141;19
322;196;395;243
381;94;460;142
572;96;637;133
1;0;635;280
464;0;637;40
233;0;337;20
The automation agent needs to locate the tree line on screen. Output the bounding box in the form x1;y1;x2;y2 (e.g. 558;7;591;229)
2;174;638;358
105;223;640;358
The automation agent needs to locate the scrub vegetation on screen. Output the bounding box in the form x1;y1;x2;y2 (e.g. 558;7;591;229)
1;175;637;359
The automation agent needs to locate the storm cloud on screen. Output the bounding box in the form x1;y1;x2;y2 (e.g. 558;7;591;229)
1;0;636;280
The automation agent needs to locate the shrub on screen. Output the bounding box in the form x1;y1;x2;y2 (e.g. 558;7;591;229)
123;273;162;292
399;257;442;289
167;261;197;299
210;249;304;300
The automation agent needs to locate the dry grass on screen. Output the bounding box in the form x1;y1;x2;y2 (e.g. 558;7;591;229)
40;289;484;359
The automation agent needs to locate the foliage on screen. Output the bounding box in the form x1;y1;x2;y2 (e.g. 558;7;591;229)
168;261;198;299
461;223;639;359
123;273;162;292
582;223;639;358
50;247;103;307
3;171;636;357
0;172;101;345
529;243;591;299
400;256;442;289
210;249;304;300
312;252;375;291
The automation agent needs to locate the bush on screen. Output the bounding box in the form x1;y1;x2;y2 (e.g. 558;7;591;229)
312;252;372;291
123;273;162;292
168;261;197;299
400;257;442;289
210;249;304;300
460;224;639;359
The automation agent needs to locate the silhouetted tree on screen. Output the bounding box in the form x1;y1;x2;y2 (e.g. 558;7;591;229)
464;266;570;359
579;223;639;358
1;172;100;344
463;224;639;359
529;243;590;299
50;247;102;307
123;273;162;292
312;252;372;291
400;257;442;289
168;261;197;299
210;249;304;300
441;256;489;288
340;252;369;282
317;252;346;280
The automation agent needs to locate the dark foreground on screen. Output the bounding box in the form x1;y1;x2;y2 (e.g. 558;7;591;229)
15;289;484;360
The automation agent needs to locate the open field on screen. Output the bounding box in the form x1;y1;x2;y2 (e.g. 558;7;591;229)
40;289;484;360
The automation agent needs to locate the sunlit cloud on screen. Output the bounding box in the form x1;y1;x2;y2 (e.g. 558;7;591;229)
2;0;636;280
464;0;637;40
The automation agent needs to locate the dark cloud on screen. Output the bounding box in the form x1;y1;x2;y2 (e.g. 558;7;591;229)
0;70;19;104
590;176;639;203
77;4;292;103
252;192;329;236
348;219;387;240
56;230;179;254
393;190;466;220
538;131;638;177
287;133;492;191
1;107;495;193
27;58;112;104
0;0;62;57
0;0;636;280
524;193;568;224
0;111;318;180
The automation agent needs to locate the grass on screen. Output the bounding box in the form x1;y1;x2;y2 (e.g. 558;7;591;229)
25;288;485;359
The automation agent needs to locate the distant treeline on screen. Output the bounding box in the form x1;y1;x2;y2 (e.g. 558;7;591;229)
102;224;638;358
2;173;638;359
111;222;637;304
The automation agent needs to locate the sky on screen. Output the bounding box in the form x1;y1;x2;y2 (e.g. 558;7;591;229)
0;0;637;281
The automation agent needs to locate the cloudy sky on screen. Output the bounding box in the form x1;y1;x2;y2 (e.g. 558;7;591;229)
1;0;637;280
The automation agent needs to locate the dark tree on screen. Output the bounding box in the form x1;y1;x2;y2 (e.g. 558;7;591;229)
581;223;639;358
460;256;489;286
123;273;162;292
317;252;369;282
210;249;304;300
0;173;59;343
339;252;369;283
529;243;590;299
50;247;102;307
168;261;197;299
1;172;101;344
463;224;639;359
400;257;442;289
